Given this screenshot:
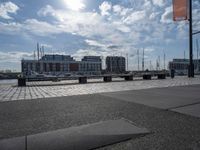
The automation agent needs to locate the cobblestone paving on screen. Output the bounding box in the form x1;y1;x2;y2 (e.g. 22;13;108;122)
0;76;200;102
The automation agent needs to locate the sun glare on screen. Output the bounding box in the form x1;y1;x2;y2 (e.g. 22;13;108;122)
63;0;85;11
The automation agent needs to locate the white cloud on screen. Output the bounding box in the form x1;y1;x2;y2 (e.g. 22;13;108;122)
85;39;106;47
149;12;160;20
0;2;19;19
63;0;85;11
0;51;33;63
123;10;146;24
113;5;122;14
0;19;61;36
160;6;173;23
112;21;131;33
37;5;55;17
23;19;62;36
0;0;190;70
0;51;35;71
193;8;200;32
99;1;112;16
152;0;165;7
0;22;22;34
113;5;132;16
40;43;52;48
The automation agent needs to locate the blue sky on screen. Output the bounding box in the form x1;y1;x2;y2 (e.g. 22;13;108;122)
0;0;200;71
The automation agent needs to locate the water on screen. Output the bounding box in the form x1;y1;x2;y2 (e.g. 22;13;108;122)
0;79;17;85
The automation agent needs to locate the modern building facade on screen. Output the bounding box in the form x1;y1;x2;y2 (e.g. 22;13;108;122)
168;59;200;75
21;55;102;76
106;56;126;73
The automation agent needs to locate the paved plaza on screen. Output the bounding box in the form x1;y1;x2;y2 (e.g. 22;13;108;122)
0;76;200;149
1;76;200;101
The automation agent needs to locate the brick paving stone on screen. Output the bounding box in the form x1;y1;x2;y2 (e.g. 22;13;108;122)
0;76;200;101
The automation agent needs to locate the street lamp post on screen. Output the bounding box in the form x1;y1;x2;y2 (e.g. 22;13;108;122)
188;0;194;77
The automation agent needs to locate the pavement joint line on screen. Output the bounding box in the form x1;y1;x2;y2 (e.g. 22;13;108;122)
166;100;200;111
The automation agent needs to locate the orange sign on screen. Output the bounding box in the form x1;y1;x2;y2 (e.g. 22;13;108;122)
173;0;189;21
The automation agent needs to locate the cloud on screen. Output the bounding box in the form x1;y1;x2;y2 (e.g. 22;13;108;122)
63;0;85;11
99;1;112;16
113;5;131;16
0;19;62;36
123;10;146;24
112;21;131;33
0;0;191;70
193;7;200;32
85;39;106;47
152;0;165;7
160;6;173;23
23;19;62;36
40;43;52;48
37;5;55;17
0;1;19;19
0;51;35;71
149;12;160;20
0;22;22;34
0;51;33;63
113;5;122;14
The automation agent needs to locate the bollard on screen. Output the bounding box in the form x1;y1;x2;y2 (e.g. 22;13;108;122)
171;69;175;79
124;75;133;81
104;76;112;82
157;74;166;79
79;77;87;84
18;78;26;86
143;74;152;80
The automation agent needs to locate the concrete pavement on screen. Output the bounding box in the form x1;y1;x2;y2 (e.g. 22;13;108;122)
0;84;200;149
100;84;200;118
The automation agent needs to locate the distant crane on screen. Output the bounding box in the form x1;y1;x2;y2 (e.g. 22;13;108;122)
156;56;160;71
37;43;40;61
149;60;152;70
142;48;144;71
34;51;36;60
158;55;160;70
184;50;186;60
163;50;166;70
137;49;140;71
126;53;129;71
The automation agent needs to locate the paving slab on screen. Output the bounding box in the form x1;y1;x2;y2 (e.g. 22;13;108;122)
0;136;26;150
27;119;149;150
100;85;200;110
171;103;200;118
0;119;149;150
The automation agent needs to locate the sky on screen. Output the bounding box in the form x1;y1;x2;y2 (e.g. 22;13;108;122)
0;0;200;71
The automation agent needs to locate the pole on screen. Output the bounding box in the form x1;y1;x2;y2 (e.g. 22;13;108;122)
188;0;194;77
137;49;140;71
163;50;166;70
184;50;186;60
34;51;36;60
197;39;199;72
142;48;144;71
164;51;166;70
126;53;129;71
150;60;152;70
37;43;39;61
